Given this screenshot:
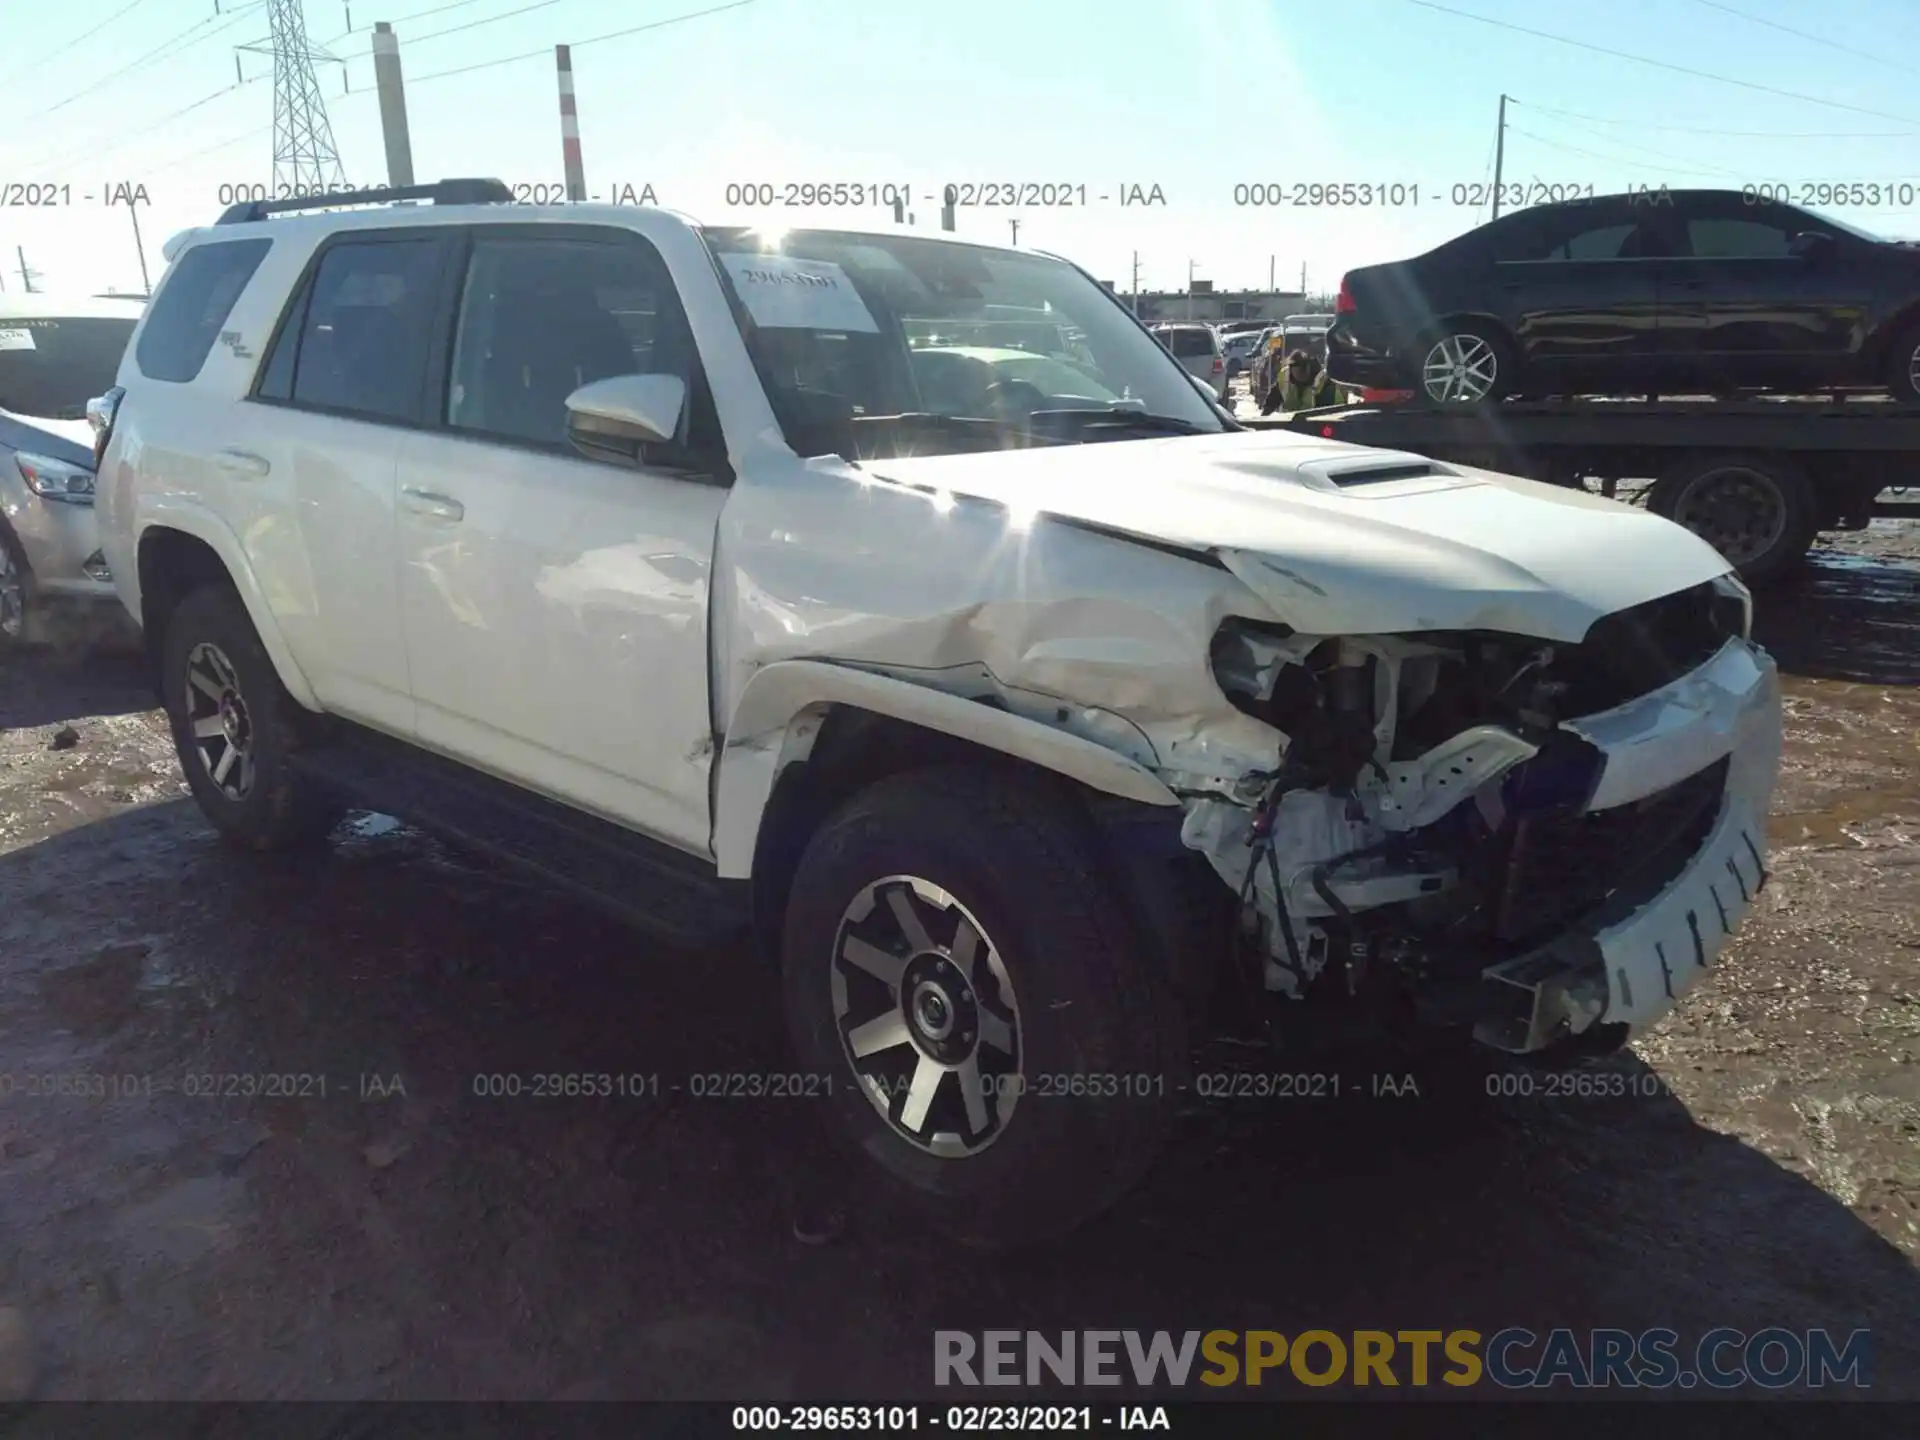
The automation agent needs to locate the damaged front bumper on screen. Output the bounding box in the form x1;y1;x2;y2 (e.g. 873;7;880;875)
1477;637;1781;1053
1180;633;1783;1056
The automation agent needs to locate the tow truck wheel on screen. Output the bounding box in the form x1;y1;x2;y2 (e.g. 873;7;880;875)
1418;322;1515;405
1648;451;1817;585
780;764;1181;1248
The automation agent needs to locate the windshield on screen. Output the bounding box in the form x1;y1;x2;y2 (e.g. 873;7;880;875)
701;227;1227;458
0;315;136;420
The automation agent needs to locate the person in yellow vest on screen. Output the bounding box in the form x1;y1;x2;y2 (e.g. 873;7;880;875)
1263;349;1339;414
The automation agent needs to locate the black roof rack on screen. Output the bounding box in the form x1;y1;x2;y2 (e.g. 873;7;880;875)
215;177;514;226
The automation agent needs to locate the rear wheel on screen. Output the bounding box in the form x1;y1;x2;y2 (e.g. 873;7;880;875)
1648;451;1817;585
1419;322;1514;404
1881;322;1920;404
161;585;344;851
781;765;1182;1248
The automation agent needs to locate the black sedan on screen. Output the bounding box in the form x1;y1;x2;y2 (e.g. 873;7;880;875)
1327;189;1920;404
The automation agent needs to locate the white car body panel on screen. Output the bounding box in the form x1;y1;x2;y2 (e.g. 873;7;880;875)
96;205;1784;1060
863;433;1731;641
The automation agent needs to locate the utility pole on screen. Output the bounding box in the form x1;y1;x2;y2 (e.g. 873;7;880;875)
16;247;40;293
371;22;414;187
1131;250;1141;312
238;0;348;193
1491;93;1509;219
128;199;151;293
1269;255;1275;291
1008;218;1019;247
1187;259;1197;320
1300;261;1306;296
556;45;586;202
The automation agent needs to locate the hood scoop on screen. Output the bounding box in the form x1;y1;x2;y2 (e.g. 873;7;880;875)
1322;461;1441;487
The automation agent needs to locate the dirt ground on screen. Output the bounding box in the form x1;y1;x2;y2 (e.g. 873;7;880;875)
1;524;1916;1407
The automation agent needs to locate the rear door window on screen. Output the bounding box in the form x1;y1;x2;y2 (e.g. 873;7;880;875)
135;238;271;383
273;238;447;423
1685;218;1794;258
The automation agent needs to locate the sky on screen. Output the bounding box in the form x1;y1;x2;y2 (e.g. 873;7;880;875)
3;0;1920;299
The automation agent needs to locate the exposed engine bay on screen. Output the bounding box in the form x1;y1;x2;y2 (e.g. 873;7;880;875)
1182;577;1755;1051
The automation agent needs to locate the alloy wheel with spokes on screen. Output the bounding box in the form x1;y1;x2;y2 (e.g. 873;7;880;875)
182;640;257;801
1421;332;1500;403
832;875;1022;1158
0;537;26;641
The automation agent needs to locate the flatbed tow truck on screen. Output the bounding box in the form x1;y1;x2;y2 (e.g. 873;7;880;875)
1246;395;1920;582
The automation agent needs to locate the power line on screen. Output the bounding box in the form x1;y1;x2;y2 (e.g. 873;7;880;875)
1505;127;1750;182
137;0;763;178
1687;0;1915;78
33;78;262;176
1515;101;1913;139
49;2;263;115
402;0;760;87
0;0;156;87
1398;0;1920;125
320;0;502;43
1509;126;1920;187
409;0;568;47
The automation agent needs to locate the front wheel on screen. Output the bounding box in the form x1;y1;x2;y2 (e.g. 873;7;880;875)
781;765;1182;1248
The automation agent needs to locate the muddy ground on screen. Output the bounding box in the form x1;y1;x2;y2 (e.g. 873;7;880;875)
1;526;1916;1407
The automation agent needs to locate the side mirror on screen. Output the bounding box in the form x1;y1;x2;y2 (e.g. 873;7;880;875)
565;373;686;463
1789;231;1833;262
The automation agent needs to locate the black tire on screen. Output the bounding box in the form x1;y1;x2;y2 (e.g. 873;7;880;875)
161;584;344;851
781;764;1182;1248
1881;322;1920;404
0;519;39;650
1647;451;1817;585
1416;320;1516;404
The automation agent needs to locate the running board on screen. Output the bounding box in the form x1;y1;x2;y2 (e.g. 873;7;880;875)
291;723;749;948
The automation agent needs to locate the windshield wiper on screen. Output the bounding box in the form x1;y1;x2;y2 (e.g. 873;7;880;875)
1027;406;1209;435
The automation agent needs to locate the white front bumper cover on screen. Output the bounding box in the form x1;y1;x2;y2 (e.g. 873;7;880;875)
1477;636;1782;1054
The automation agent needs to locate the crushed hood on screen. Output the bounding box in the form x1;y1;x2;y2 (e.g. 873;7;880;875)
867;430;1731;641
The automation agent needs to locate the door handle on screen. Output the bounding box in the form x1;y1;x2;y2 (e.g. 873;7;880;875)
216;448;271;478
400;487;465;522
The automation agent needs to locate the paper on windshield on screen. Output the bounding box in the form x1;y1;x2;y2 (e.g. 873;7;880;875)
0;328;36;351
717;253;879;333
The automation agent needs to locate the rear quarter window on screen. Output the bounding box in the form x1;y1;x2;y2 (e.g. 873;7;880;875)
135;238;272;383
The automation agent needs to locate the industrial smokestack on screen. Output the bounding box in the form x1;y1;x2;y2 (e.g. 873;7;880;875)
371;22;414;188
556;45;585;202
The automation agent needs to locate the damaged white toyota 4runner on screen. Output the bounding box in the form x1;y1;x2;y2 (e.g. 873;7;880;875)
94;190;1780;1246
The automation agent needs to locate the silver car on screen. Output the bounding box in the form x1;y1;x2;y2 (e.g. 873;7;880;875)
0;294;142;645
1150;323;1229;402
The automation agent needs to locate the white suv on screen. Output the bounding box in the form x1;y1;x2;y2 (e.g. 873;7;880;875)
94;180;1781;1246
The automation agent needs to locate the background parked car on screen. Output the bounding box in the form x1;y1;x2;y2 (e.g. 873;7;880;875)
0;293;142;645
1152;322;1228;401
1328;188;1920;404
1220;328;1264;378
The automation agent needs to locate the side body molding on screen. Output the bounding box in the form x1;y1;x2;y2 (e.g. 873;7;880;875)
710;658;1180;879
136;498;323;712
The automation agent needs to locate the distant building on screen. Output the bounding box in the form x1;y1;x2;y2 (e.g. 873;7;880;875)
1121;288;1308;325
